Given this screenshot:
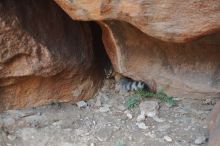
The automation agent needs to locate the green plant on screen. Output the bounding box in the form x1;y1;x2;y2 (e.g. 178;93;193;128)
125;94;142;109
137;89;176;106
125;89;176;109
156;90;176;106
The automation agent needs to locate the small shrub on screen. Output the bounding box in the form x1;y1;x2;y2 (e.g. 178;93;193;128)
125;94;142;109
125;89;176;109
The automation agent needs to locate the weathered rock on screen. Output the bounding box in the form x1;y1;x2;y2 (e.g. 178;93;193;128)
136;122;147;130
138;100;165;122
124;110;132;119
136;114;145;122
99;21;220;99
7;134;16;141
0;0;103;111
55;0;220;98
163;135;172;142
1;0;219;112
55;0;220;43
208;102;220;146
139;101;159;118
99;105;110;113
76;101;87;108
194;136;207;145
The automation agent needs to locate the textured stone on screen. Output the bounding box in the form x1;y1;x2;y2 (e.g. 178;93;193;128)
163;136;172;142
54;0;220;98
136;114;145;122
139;101;159;118
136;122;147;130
55;0;220;43
1;0;219;115
100;21;220;99
99;105;110;113
76;101;87;108
0;0;103;111
124;110;132;119
194;136;207;145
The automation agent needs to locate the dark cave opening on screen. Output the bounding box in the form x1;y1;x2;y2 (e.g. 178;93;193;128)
89;22;112;77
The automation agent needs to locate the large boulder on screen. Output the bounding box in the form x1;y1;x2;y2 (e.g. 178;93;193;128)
0;0;219;111
0;0;103;111
54;0;220;99
99;21;220;99
55;0;220;43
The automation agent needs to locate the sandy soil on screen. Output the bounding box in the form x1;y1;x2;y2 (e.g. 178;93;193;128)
0;79;216;146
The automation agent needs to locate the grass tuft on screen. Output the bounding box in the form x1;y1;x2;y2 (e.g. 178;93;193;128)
125;94;142;109
125;88;176;109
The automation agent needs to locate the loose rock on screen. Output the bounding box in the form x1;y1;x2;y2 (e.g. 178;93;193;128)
136;122;147;130
7;135;16;141
139;100;159;118
99;105;110;113
164;136;172;142
139;100;163;122
124;110;132;119
76;101;87;108
136;114;145;122
194;136;207;145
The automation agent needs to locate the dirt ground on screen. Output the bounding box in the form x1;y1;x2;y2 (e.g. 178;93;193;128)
0;79;217;146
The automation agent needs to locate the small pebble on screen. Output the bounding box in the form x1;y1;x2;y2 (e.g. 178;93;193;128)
7;135;16;141
194;136;207;145
37;112;42;116
76;101;87;108
124;110;132;119
139;100;159;118
144;132;156;138
164;136;172;142
137;114;145;122
90;143;95;146
136;122;147;130
99;106;110;113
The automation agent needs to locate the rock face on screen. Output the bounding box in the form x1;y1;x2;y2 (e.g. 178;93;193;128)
0;0;104;111
54;0;220;43
99;21;220;98
0;0;219;111
55;0;220;98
